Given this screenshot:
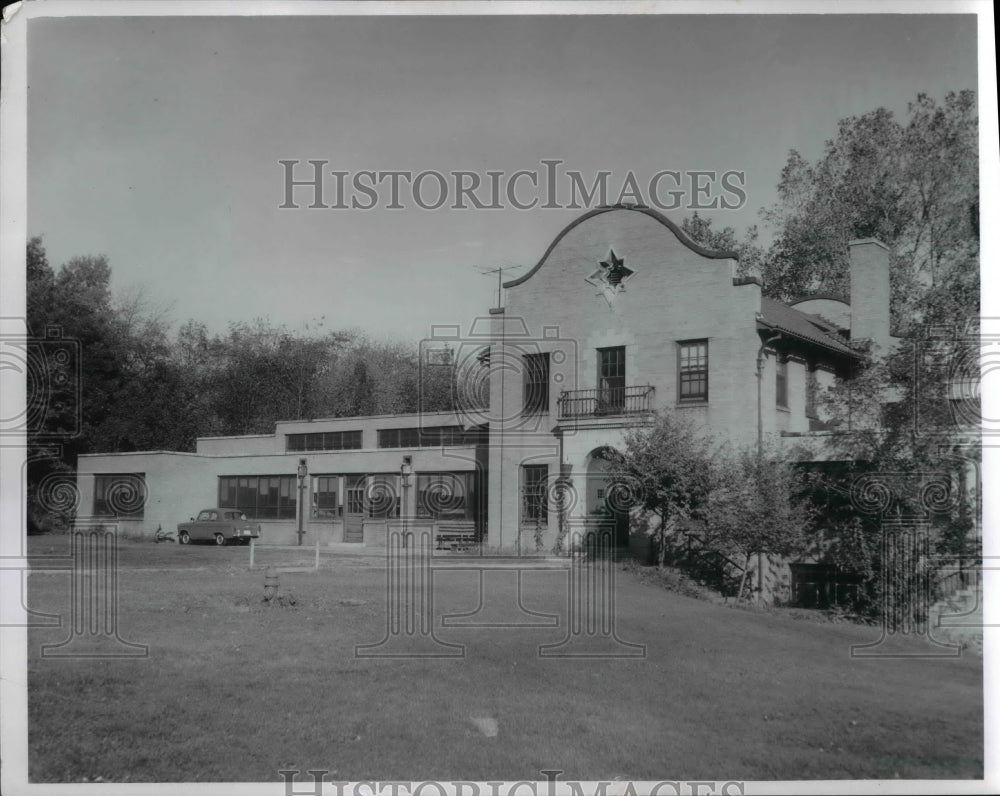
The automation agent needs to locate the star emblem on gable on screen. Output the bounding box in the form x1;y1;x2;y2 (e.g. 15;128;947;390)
585;250;635;306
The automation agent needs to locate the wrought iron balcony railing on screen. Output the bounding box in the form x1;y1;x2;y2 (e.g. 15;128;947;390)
557;385;655;419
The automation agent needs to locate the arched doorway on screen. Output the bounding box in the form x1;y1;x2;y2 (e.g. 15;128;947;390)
584;447;630;549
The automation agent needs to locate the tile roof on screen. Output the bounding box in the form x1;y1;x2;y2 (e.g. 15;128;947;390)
788;292;850;305
758;297;858;356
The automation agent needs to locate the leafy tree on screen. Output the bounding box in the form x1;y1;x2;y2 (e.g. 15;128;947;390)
748;92;979;613
26;237;54;326
314;335;469;418
759;91;978;326
27;245;121;462
601;411;716;568
899;92;979;293
760;108;908;301
605;413;812;601
361;339;424;414
347;359;376;418
808;297;979;620
702;445;814;601
165;321;467;435
25;239;202;528
172;320;225;438
204;319;350;434
681;212;765;280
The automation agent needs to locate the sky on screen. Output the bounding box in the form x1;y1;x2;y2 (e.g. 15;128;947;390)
26;11;979;343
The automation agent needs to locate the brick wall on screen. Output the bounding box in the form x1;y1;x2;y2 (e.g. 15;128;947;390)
849;238;892;354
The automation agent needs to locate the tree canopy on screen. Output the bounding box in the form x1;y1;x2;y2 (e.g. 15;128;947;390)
603;412;812;600
684;91;978;336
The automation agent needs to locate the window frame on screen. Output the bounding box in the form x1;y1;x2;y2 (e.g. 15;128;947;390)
92;473;146;519
344;475;366;516
416;472;474;521
377;425;481;449
776;356;789;409
286;430;362;452
521;464;549;527
218;475;297;520
312;474;341;518
597;346;626;410
677;339;709;403
363;474;401;519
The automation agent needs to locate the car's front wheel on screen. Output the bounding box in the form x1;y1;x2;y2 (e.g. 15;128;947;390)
178;531;190;545
215;533;226;546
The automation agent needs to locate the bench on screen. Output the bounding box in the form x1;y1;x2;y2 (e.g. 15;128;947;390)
435;521;477;551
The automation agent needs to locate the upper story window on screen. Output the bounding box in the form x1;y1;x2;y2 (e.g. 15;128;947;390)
598;346;626;410
377;425;483;449
379;427;420;448
287;430;362;452
678;340;708;403
93;473;146;519
523;353;550;414
776;357;789;408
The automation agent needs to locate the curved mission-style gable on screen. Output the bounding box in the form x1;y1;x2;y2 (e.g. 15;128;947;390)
503;204;739;289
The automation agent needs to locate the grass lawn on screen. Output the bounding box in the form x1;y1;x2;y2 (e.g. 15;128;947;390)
26;537;982;783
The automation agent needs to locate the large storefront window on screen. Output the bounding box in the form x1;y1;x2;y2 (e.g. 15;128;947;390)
218;475;296;519
341;474;400;519
93;473;146;519
313;475;340;518
417;472;475;520
366;474;400;518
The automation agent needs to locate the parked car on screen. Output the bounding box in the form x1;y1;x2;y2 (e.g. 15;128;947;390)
177;509;261;546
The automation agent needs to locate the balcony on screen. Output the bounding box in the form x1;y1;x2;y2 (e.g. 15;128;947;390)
557;385;655;419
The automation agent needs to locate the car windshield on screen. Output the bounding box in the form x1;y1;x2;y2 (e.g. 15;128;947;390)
197;511;213;521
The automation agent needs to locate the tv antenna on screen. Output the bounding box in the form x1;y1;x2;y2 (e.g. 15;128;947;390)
475;264;523;308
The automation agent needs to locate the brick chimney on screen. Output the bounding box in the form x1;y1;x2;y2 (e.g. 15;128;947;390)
848;238;892;354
